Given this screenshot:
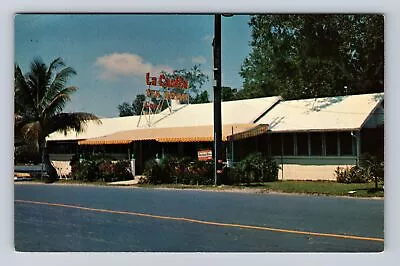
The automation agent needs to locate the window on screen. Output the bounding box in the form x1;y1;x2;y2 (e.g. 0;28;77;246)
48;142;77;154
310;133;322;156
296;133;309;156
325;132;338;156
339;132;354;156
270;134;282;156
282;133;294;156
105;144;127;154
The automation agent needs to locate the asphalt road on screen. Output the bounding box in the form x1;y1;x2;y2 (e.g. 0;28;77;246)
14;184;384;252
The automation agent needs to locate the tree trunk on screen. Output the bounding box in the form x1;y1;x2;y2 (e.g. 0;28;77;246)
39;135;58;182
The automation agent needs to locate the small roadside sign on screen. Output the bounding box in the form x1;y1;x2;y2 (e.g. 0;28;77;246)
198;149;212;161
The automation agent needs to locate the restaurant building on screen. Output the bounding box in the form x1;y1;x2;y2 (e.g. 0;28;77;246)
47;93;383;180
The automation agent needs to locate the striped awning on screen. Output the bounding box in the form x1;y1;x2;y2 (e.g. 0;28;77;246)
157;136;214;143
78;124;257;145
78;139;133;145
227;124;269;141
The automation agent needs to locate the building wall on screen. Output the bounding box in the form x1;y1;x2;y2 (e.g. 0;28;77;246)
273;156;356;181
49;154;74;177
231;131;361;181
363;104;384;128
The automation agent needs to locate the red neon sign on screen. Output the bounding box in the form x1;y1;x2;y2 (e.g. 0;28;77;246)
146;72;189;89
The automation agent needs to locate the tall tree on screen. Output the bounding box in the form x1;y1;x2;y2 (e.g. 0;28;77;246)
117;102;134;117
162;64;209;95
161;64;209;103
240;15;384;100
221;86;238;101
118;94;146;116
190;90;209;104
15;57;100;181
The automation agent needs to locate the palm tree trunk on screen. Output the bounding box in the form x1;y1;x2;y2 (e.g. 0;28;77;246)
39;135;58;182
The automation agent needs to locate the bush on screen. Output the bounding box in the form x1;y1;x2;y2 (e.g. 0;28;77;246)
360;153;384;188
235;152;279;184
114;160;132;181
73;158;100;182
335;153;384;187
142;153;279;186
335;166;367;183
223;167;241;185
70;154;133;182
141;156;213;185
14;144;40;164
98;160;115;182
142;159;170;184
186;160;214;185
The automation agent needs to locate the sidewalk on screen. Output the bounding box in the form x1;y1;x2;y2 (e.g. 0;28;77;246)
107;176;143;186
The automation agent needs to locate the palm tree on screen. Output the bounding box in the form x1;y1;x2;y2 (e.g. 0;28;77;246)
14;57;101;181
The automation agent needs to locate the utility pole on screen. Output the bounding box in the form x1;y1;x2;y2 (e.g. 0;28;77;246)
213;14;222;186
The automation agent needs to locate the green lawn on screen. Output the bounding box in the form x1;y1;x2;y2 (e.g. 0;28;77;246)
137;181;384;198
253;181;384;197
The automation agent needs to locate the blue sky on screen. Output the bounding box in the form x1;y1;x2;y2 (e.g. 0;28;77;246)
14;14;252;117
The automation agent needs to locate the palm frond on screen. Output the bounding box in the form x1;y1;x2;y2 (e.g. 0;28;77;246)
41;86;77;118
14;114;34;130
43;112;101;136
20;121;41;142
27;58;50;111
14;65;36;113
47;57;65;78
40;66;77;110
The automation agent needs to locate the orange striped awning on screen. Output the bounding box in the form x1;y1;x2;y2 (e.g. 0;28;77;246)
78;124;257;145
227;124;269;141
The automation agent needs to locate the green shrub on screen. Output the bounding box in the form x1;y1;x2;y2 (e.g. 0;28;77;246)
335;166;367;183
186;160;214;185
73;159;100;182
142;159;166;184
70;154;133;182
235;152;279;184
114;160;132;181
223;167;241;185
98;160;115;182
142;153;279;186
359;153;384;188
142;156;214;185
335;153;384;187
14;144;40;164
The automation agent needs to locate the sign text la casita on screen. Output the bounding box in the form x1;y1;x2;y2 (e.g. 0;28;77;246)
146;72;189;89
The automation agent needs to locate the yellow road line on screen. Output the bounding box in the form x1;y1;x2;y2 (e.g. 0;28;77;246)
15;199;384;243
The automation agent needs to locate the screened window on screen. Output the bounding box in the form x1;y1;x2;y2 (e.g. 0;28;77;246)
270;134;282;156
104;144;127;154
339;132;354;156
310;133;322;156
296;133;309;156
48;142;77;154
325;132;338;156
282;133;294;156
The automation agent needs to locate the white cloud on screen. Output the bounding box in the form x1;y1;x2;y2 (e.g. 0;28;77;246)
192;55;207;64
94;53;174;80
